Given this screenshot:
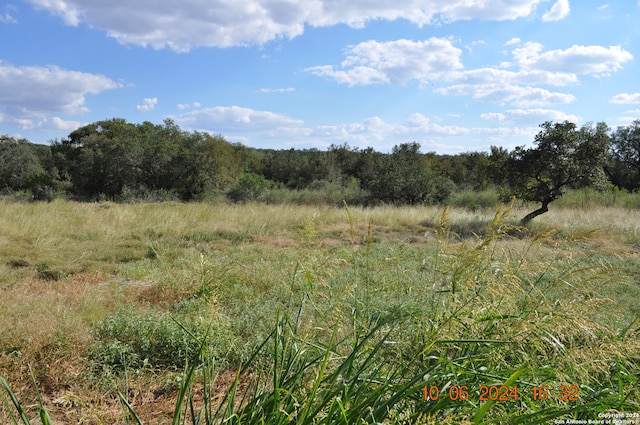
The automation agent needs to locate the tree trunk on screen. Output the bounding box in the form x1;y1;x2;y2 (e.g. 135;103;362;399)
520;199;551;225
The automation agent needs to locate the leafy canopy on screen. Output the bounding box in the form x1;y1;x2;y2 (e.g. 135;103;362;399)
499;121;610;223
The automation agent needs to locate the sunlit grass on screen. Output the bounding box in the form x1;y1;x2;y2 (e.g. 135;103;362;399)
1;199;639;423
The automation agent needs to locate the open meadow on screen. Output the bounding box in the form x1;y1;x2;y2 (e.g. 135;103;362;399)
1;199;639;424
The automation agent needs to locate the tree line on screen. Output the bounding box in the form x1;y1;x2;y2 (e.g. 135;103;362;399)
1;117;639;222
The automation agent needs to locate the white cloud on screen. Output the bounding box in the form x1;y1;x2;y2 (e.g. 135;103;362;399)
616;115;640;125
452;67;578;86
610;93;640;105
542;0;570;22
0;13;17;23
481;108;580;124
308;38;631;107
309;113;537;152
0;113;83;132
305;65;389;86
168;104;533;153
177;102;202;110
0;4;17;23
172;105;306;133
306;38;463;86
513;42;633;76
0;114;34;130
0;61;121;122
259;87;296;93
136;97;158;112
437;84;576;107
42;116;84;131
504;38;522;46
426;0;543;22
23;0;546;51
435;41;631;107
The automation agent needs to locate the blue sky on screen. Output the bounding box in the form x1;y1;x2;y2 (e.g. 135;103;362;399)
1;0;639;153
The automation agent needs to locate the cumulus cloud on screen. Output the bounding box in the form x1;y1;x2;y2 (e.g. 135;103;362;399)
309;113;536;152
481;108;580;124
23;0;546;51
0;113;83;132
177;102;202;110
305;65;389;86
306;38;463;86
166;103;524;153
433;41;631;108
610;93;640;104
451;67;578;87
172;105;306;133
45;116;84;131
0;61;121;123
437;84;576;107
308;37;631;109
542;0;570;22
136;97;158;112
424;0;543;22
513;42;633;75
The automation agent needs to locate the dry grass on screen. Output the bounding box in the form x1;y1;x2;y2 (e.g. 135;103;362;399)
1;199;639;424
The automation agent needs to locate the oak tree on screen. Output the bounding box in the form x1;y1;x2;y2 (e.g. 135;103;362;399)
502;121;610;224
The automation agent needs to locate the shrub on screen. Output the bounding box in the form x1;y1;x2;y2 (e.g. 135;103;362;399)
89;307;236;372
227;172;273;202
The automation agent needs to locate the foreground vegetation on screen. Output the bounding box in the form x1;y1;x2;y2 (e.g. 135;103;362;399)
1;199;639;424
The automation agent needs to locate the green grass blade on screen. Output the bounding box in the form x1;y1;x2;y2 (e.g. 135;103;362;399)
1;391;22;425
29;370;53;425
172;341;206;425
296;327;337;423
1;377;32;425
38;407;53;425
118;392;144;425
472;369;523;425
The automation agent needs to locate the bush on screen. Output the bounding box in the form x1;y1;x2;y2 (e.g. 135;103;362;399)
90;307;236;372
252;177;369;206
227;172;273;202
554;187;640;209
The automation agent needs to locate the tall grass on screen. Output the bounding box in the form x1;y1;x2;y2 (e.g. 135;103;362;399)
1;199;639;423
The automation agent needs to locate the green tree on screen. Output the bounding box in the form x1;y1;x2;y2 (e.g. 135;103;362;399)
65;119;143;199
52;118;249;201
608;119;640;191
0;136;51;196
369;142;455;205
502;121;610;224
262;148;333;189
135;120;180;193
194;132;244;197
228;172;273;202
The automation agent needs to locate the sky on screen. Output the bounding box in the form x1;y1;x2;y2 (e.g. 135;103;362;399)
1;0;639;154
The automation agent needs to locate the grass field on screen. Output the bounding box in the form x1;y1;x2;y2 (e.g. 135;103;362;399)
1;199;639;424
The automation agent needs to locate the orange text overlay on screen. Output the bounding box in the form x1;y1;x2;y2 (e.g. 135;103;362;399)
422;385;579;402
